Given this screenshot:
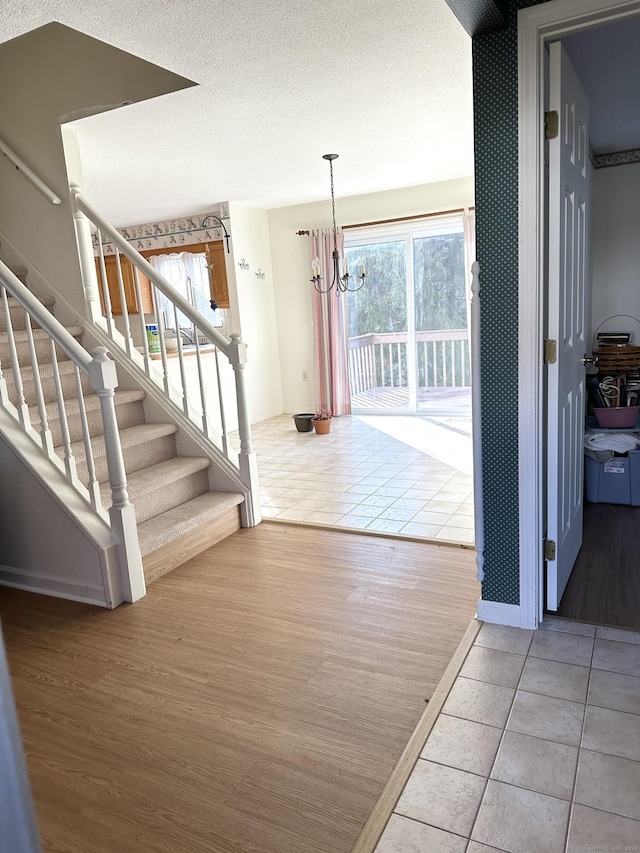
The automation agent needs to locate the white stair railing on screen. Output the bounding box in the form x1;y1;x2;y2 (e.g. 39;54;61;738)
70;186;260;527
0;259;145;602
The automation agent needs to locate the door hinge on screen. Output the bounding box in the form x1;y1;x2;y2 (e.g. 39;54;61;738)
544;339;557;365
545;110;559;140
544;539;556;561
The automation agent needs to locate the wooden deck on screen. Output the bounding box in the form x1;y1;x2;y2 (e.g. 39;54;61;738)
0;524;478;853
351;385;472;410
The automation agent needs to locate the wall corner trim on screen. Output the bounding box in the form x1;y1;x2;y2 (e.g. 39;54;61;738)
476;600;523;627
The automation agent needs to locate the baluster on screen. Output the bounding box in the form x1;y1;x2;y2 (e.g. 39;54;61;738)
368;345;374;390
442;340;447;388
50;339;77;483
134;267;152;376
173;304;189;416
74;365;101;511
153;287;171;394
380;344;385;390
88;347;145;603
96;229;115;339
422;341;428;392
397;342;402;387
348;349;355;398
193;331;210;438
1;288;30;427
451;339;456;387
24;314;54;455
432;341;437;389
214;347;228;456
0;283;8;406
114;248;134;357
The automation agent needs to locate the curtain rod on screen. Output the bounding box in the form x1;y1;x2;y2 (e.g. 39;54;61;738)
295;206;474;235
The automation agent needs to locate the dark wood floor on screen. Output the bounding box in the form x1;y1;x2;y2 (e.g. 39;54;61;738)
0;523;478;853
557;502;640;630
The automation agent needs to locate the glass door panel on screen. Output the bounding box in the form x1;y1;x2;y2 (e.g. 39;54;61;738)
346;240;410;411
413;229;471;414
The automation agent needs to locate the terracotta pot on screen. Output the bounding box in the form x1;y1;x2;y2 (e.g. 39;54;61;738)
312;418;331;435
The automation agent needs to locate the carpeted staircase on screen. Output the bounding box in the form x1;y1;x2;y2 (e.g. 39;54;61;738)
0;275;244;585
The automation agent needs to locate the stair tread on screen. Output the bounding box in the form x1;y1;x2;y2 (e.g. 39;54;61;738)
64;422;178;464
0;325;83;343
137;492;244;556
100;456;210;504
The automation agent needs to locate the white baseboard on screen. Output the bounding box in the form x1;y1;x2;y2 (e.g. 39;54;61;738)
0;566;108;608
476;600;522;627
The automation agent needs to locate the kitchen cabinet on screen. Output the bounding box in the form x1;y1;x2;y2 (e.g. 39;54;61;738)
95;255;154;316
204;241;230;309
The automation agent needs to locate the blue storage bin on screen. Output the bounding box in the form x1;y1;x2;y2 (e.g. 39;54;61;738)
585;451;640;505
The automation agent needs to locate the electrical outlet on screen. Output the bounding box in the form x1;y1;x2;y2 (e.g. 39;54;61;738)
301;370;308;382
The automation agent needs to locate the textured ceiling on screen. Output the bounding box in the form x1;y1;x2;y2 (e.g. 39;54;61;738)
0;1;473;226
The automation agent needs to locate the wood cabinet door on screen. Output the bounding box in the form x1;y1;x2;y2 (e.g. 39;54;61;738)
95;255;153;315
205;241;230;309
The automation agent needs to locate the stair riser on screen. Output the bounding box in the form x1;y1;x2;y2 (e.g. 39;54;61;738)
128;469;210;524
0;337;78;369
72;433;178;487
4;368;92;407
33;399;146;448
0;306;52;333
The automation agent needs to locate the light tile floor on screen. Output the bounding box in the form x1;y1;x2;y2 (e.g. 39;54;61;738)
376;619;640;853
247;414;474;545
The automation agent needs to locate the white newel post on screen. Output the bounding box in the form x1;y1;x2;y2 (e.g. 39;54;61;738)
470;261;485;584
88;348;146;602
228;333;262;527
70;184;103;324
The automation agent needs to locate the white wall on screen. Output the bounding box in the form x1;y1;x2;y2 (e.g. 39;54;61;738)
0;22;193;310
0;422;118;607
591;162;640;341
227;203;284;424
268;178;475;412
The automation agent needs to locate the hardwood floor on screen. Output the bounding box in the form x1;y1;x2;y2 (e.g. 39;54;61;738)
557;502;640;630
0;524;478;853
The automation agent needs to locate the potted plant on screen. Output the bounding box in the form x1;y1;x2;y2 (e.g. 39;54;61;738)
312;408;333;435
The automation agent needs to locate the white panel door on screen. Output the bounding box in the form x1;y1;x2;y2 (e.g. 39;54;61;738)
546;41;589;612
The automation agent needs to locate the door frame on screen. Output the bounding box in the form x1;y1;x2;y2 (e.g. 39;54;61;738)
518;0;640;629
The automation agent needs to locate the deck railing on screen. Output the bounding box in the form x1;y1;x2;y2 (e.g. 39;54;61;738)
348;329;470;397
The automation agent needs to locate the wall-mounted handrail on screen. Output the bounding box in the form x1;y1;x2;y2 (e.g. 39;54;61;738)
72;190;231;356
0;139;62;205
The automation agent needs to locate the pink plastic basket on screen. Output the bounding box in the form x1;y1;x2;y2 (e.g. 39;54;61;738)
593;406;640;429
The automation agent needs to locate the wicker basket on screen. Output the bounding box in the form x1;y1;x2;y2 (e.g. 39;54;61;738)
596;345;640;375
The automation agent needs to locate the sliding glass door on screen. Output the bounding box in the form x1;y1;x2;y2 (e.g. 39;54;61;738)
345;215;471;415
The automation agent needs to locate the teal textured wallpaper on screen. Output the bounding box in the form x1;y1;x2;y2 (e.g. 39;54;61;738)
473;0;550;604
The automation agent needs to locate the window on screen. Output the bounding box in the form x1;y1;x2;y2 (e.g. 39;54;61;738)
344;212;474;413
147;247;228;344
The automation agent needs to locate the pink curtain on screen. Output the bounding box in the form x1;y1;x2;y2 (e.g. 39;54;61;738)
310;229;351;416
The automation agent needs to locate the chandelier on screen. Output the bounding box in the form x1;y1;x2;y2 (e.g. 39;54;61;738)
311;154;366;294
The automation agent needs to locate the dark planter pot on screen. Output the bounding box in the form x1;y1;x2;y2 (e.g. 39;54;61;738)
292;413;315;433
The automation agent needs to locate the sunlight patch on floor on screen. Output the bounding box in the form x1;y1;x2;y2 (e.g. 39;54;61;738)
359;415;473;476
